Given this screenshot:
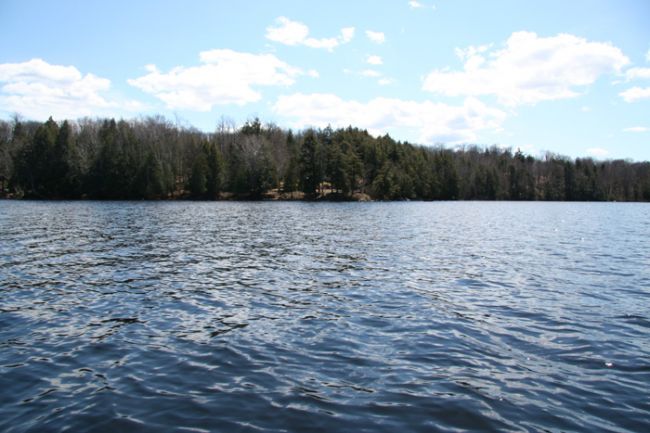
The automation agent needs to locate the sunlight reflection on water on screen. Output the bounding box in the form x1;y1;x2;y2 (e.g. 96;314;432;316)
1;201;649;432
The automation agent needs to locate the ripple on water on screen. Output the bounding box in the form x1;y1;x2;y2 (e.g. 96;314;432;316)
1;201;649;433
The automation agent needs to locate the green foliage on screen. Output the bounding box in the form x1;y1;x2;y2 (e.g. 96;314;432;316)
52;120;82;197
371;163;398;199
189;152;208;198
327;140;351;195
88;119;126;198
137;152;165;199
13;117;59;197
300;130;322;195
240;117;262;136
0;121;11;193
435;151;458;200
205;142;224;198
188;142;223;198
3;116;650;202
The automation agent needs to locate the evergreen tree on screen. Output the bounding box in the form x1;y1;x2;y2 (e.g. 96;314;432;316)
346;146;363;194
327;141;351;195
13;117;58;197
300;130;322;195
372;163;398;199
88;119;127;198
1;114;649;202
52;120;81;197
136;151;165;199
189;152;208;198
282;131;300;192
205;142;224;198
0;121;13;194
435;151;458;199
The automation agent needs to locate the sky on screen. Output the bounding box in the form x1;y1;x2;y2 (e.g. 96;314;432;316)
1;0;649;160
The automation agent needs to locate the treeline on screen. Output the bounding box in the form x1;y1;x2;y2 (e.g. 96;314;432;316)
1;115;649;201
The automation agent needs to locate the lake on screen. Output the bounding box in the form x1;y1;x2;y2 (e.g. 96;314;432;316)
1;201;649;432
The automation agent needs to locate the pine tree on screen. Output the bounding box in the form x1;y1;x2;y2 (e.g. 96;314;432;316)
327;141;351;195
189;152;208;198
53;120;81;197
299;130;322;196
205;142;224;198
14;117;58;197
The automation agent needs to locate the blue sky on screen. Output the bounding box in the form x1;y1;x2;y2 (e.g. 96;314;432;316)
1;0;649;160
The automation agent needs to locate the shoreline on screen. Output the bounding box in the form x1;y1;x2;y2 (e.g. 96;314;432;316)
1;195;646;203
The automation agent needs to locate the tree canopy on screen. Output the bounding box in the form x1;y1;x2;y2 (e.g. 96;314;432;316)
1;116;649;201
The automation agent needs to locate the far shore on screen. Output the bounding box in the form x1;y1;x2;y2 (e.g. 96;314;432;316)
0;190;376;202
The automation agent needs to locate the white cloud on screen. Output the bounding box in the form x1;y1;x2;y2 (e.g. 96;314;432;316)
0;58;143;120
454;44;492;62
346;67;393;86
580;105;591;112
623;126;649;133
619;86;650;102
272;93;506;144
340;27;355;44
361;69;382;78
367;55;383;65
128;49;302;111
265;17;354;51
646;48;650;62
265;17;309;46
423;31;629;106
586;147;609;158
409;1;435;9
625;67;650;80
307;69;320;78
366;30;386;44
266;17;309;45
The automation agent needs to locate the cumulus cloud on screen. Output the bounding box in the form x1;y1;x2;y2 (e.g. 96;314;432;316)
265;17;354;51
423;31;629;106
0;58;138;120
128;49;302;110
619;86;650;102
272;93;506;144
366;30;386;44
367;55;383;65
623;126;648;133
586;147;609;158
625;67;650;80
265;16;309;46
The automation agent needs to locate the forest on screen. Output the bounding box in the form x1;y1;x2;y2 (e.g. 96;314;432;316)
0;115;649;201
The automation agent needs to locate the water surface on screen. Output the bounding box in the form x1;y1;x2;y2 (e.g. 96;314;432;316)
1;201;649;432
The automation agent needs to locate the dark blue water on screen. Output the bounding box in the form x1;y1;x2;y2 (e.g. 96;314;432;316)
1;201;649;432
